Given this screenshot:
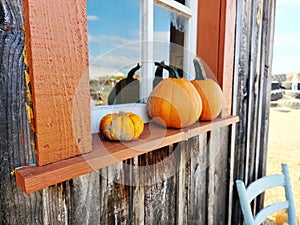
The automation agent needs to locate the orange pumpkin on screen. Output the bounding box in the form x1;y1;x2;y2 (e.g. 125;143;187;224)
275;209;299;225
99;111;144;141
147;77;202;128
191;58;224;121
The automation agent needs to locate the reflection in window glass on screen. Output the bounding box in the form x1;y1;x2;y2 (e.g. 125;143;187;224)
175;0;188;7
87;0;141;105
154;4;187;78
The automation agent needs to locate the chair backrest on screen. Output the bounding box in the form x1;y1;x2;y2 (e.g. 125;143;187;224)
235;163;297;225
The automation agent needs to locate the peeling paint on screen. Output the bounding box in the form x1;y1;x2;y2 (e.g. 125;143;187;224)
23;32;36;148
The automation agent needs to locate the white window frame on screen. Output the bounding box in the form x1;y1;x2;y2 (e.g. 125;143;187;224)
91;0;198;133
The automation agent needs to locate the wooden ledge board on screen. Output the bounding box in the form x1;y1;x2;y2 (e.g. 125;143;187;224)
15;116;239;194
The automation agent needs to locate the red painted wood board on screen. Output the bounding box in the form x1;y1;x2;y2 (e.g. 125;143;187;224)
16;116;239;194
23;0;92;166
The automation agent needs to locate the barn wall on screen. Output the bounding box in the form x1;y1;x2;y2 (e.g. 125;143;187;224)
0;1;232;224
0;0;275;224
228;0;275;224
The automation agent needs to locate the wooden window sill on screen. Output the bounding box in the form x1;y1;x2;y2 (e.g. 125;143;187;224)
15;116;239;194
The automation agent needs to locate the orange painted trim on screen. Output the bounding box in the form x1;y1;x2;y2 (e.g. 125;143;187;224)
20;0;236;168
197;0;221;80
197;0;236;115
222;0;237;115
23;0;92;166
16;116;239;194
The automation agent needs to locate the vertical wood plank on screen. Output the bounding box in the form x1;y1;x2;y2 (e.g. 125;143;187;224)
176;141;188;225
67;173;101;225
229;0;275;224
137;146;177;225
221;0;237;115
0;1;43;224
132;156;145;225
177;129;230;225
246;0;263;187
196;134;210;225
99;160;132;225
254;0;275;213
207;127;229;225
181;134;209;225
42;184;69;225
23;0;91;166
230;0;256;223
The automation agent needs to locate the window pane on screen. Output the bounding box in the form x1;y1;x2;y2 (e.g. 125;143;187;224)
87;0;141;105
174;0;186;6
154;4;187;78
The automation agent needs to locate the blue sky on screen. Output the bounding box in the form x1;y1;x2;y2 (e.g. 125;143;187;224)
87;0;140;57
272;0;300;74
86;0;299;76
86;0;173;78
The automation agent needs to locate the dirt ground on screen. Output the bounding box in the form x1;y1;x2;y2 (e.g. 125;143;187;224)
265;104;300;221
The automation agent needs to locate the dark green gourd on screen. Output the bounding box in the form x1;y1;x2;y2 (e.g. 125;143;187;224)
153;61;179;88
108;63;141;105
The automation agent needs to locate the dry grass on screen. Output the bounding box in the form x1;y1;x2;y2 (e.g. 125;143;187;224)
265;106;300;222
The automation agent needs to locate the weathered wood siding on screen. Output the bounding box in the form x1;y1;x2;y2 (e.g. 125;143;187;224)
228;0;275;224
0;0;275;225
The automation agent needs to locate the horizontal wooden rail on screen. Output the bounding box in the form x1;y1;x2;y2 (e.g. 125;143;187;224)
15;116;239;194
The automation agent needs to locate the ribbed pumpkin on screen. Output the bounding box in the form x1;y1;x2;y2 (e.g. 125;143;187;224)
191;58;224;121
147;77;202;128
99;111;144;141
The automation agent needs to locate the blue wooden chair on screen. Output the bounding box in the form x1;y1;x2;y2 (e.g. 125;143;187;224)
235;163;297;225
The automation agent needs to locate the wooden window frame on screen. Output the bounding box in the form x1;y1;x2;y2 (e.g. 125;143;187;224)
90;0;199;133
15;0;237;194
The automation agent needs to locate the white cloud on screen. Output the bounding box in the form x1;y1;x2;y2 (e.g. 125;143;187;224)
277;0;300;6
153;31;170;42
274;33;300;48
87;15;100;21
88;34;138;47
89;65;125;79
272;53;300;74
275;0;300;16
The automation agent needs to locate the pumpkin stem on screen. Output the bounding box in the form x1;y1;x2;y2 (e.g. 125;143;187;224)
127;63;141;81
118;110;125;117
154;61;164;78
154;61;179;78
193;58;207;80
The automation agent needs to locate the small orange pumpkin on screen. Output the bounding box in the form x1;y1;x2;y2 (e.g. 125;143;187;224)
99;111;144;141
275;209;299;225
147;77;202;128
191;58;224;121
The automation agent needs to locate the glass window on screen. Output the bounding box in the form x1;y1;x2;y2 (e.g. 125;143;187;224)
154;4;187;78
87;0;141;106
87;0;198;133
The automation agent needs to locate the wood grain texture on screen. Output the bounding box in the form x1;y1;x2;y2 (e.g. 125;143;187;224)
228;0;275;224
0;0;43;224
99;160;132;225
23;0;91;166
176;128;230;225
15;116;239;194
140;146;177;225
67;173;101;225
41;184;69;225
176;135;208;225
0;0;275;224
207;127;229;225
221;0;237;115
